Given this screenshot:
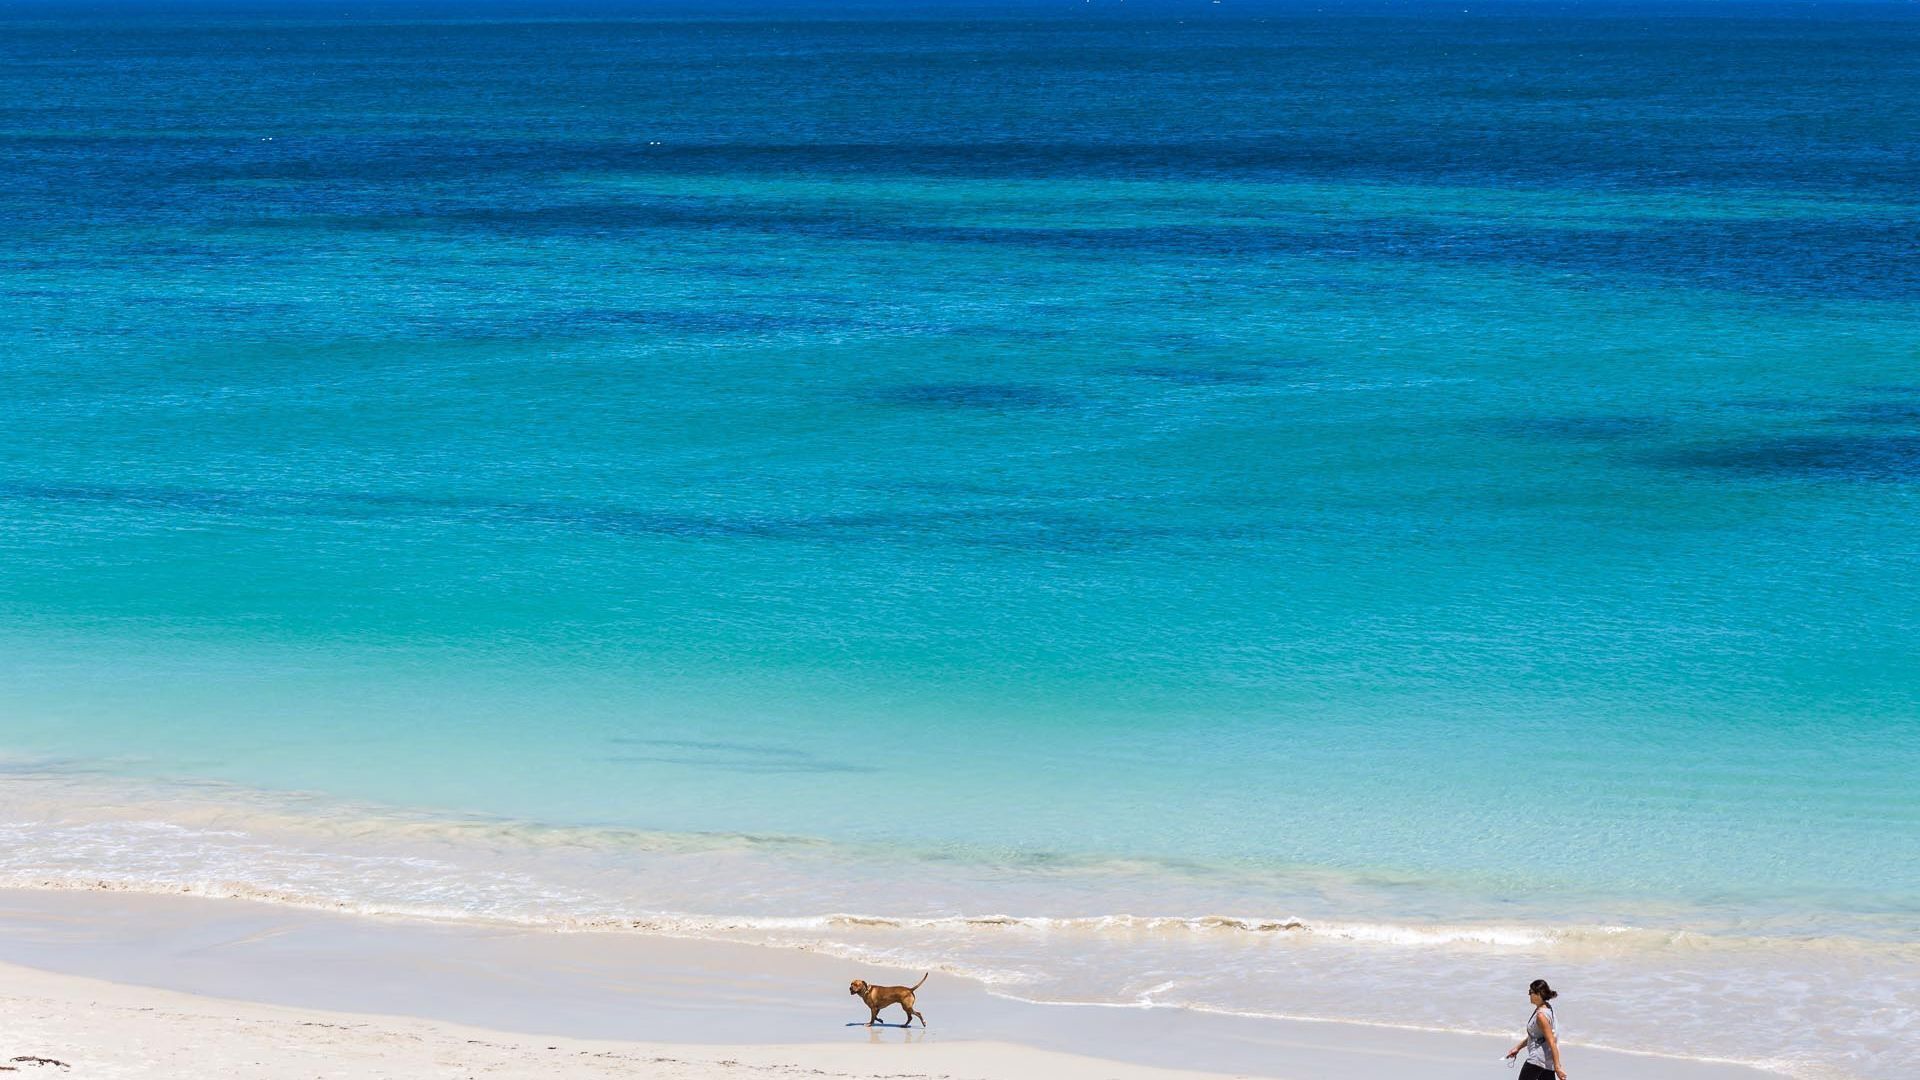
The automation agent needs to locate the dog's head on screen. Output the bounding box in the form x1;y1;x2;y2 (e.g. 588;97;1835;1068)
849;979;869;997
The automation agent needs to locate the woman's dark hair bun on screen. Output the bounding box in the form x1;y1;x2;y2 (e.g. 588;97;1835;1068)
1529;979;1558;1001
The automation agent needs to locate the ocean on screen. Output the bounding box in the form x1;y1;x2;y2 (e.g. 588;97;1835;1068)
1;3;1915;1076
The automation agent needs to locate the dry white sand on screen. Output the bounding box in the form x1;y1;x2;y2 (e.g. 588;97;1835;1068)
0;890;1779;1080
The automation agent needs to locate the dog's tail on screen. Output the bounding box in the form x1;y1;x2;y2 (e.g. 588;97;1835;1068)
910;972;928;992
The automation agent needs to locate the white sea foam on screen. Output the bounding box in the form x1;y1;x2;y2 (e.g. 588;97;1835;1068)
0;771;1911;1080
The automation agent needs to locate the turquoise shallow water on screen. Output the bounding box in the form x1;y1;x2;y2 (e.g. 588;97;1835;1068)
2;5;1917;1076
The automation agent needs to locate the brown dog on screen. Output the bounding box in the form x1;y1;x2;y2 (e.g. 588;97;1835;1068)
848;973;928;1027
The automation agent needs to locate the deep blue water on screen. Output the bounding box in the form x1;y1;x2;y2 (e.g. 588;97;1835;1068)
1;4;1916;1075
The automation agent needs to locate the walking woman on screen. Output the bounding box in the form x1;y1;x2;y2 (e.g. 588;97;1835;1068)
1504;979;1567;1080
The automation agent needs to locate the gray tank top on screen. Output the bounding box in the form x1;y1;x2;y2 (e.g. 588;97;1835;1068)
1526;1005;1556;1068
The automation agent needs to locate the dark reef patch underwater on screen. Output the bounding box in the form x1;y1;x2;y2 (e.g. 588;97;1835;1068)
1;4;1917;1079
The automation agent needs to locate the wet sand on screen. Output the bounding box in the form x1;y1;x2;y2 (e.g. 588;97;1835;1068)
0;889;1778;1079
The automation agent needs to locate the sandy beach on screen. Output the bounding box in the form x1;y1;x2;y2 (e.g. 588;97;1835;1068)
6;10;1914;1079
0;958;1224;1080
0;890;1779;1080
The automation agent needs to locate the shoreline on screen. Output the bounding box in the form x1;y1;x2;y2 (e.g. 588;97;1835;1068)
0;888;1781;1080
0;767;1903;1078
0;957;1235;1080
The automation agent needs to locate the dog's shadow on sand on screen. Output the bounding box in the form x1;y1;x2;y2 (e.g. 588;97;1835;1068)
851;1023;925;1044
845;1022;917;1028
